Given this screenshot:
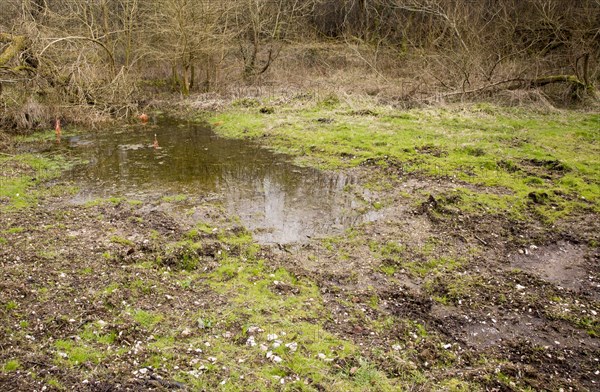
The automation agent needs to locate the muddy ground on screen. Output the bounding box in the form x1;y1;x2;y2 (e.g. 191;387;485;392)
1;133;599;391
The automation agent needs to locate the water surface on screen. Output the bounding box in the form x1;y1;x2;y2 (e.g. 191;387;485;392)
66;118;377;243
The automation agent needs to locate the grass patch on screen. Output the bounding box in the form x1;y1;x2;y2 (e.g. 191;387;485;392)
162;194;188;203
0;153;74;209
132;309;163;329
54;339;103;366
110;235;134;247
211;103;600;220
2;359;21;372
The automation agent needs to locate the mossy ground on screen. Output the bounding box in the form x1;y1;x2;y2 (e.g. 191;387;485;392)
210;100;599;222
1;101;599;391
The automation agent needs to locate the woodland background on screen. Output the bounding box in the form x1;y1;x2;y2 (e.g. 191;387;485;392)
1;0;598;131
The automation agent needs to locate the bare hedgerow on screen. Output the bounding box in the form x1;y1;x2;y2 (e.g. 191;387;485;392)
1;0;598;129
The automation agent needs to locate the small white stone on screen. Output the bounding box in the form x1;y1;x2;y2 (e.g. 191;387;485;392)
272;355;283;364
516;284;526;290
317;353;326;360
267;334;278;341
247;326;263;334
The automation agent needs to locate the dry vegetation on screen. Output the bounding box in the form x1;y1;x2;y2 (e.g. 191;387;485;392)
0;0;599;132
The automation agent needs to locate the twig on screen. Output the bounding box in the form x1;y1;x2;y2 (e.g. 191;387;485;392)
474;235;488;246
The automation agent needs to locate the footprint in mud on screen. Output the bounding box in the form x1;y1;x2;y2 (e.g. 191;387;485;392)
509;241;590;292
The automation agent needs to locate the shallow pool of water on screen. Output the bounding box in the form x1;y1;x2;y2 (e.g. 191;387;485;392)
64;118;377;243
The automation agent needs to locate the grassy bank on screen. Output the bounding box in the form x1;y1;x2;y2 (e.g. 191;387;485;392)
210;99;599;223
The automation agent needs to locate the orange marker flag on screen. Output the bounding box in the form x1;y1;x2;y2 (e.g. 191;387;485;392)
54;118;61;143
138;113;149;124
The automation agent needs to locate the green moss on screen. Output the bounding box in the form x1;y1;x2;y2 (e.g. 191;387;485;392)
211;105;600;220
0;153;73;209
159;240;202;271
3;226;24;234
2;359;21;372
110;235;134;246
54;340;103;366
46;378;64;389
161;194;188;203
132;309;163;329
379;264;396;276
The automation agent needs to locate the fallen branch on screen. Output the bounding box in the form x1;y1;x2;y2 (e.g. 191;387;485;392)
430;78;522;99
524;75;586;89
429;74;593;100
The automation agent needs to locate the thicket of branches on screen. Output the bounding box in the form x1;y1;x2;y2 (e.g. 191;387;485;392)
1;0;598;130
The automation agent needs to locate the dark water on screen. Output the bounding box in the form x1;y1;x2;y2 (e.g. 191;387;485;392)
65;118;377;243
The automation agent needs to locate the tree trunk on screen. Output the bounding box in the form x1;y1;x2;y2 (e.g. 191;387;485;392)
171;64;180;91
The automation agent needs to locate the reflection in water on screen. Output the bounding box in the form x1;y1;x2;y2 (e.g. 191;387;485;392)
66;118;377;243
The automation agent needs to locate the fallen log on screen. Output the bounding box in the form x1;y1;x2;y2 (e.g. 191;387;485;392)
431;74;595;101
523;75;586;90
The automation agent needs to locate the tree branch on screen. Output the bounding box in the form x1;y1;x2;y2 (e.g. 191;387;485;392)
38;36;115;75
